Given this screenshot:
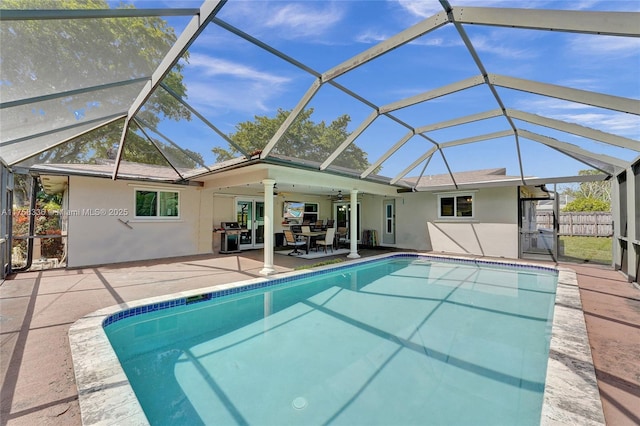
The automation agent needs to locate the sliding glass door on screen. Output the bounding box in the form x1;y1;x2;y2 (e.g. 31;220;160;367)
237;199;265;249
333;202;361;242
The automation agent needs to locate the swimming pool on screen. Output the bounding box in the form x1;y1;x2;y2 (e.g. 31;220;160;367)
69;253;605;425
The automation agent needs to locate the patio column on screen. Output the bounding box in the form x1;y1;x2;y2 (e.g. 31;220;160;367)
260;179;276;275
348;189;360;258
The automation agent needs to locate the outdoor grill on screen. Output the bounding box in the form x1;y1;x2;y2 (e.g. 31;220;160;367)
219;222;242;254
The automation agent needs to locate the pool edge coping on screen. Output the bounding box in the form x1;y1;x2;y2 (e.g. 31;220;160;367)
68;252;604;425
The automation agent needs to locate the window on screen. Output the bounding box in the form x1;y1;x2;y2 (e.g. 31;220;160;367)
135;189;179;218
438;193;474;218
302;203;319;223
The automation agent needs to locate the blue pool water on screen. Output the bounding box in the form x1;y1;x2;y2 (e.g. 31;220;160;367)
105;256;558;425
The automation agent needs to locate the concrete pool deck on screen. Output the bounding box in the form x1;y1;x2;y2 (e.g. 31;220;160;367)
1;249;639;425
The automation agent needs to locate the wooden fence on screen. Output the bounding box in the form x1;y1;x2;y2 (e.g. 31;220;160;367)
536;211;613;237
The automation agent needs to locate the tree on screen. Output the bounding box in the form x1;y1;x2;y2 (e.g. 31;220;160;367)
2;0;194;167
561;170;611;212
213;108;373;171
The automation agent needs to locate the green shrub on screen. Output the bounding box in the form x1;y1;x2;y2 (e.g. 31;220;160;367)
562;197;610;212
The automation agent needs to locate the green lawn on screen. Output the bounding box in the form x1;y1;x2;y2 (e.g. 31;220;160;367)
295;258;345;270
559;236;612;264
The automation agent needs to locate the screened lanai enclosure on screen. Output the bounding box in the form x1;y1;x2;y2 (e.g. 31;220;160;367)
0;0;638;280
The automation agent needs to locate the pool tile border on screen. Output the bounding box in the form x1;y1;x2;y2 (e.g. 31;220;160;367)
101;253;558;328
69;252;604;425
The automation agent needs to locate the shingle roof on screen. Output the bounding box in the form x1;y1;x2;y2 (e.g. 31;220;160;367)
404;168;525;189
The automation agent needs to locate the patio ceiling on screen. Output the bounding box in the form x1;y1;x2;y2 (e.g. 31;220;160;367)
1;0;638;192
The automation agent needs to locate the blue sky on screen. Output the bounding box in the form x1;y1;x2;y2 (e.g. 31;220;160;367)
116;0;640;180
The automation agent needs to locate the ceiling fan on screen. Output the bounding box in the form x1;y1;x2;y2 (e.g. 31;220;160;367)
258;183;285;196
328;190;347;201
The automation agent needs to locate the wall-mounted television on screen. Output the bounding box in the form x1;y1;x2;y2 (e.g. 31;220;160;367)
283;201;304;220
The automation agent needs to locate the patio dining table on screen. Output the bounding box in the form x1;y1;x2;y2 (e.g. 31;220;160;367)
296;230;326;254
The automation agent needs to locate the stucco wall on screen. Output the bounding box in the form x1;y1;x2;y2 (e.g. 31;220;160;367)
395;187;519;258
67;176;207;267
211;193;237;253
359;195;383;244
65;175;520;266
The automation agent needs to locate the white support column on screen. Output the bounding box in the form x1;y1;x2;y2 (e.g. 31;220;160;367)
348;189;360;259
260;179;276;275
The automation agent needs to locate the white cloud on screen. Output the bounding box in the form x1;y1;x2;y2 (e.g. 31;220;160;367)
570;0;601;10
264;2;344;38
567;0;639;11
215;1;345;40
519;98;640;137
188;54;290;86
524;98;594;112
356;30;390;44
567;34;640;58
470;35;538;59
555;78;602;92
392;0;559;18
393;0;442;18
184;54;292;114
186;81;273;114
389;1;538;57
554;112;640;136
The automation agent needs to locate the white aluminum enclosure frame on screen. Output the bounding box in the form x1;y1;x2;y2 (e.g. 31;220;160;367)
1;1;638;282
2;2;638;188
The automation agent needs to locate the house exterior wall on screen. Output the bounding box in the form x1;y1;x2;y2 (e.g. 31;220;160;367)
211;194;236;226
359;195;384;244
395;187;519;258
211;193;238;253
67;176;207;267
197;191;214;254
64;174;520;266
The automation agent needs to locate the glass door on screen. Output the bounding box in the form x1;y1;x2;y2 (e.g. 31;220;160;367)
382;199;395;244
237;199;264;249
237;200;252;246
254;201;265;245
520;198;556;261
334;202;361;242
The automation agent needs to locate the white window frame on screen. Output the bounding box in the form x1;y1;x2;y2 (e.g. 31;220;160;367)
437;191;475;219
133;187;181;220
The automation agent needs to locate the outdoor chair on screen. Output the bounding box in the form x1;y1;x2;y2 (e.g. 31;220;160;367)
301;225;315;249
336;227;348;248
283;230;305;256
315;227;336;253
